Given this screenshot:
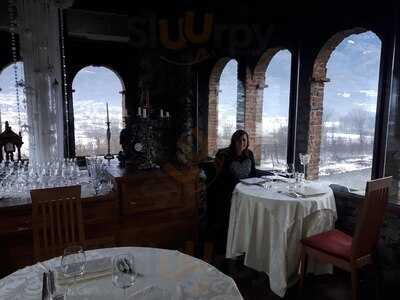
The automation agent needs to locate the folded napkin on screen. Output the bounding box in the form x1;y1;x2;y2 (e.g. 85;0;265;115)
295;185;326;197
240;177;267;185
55;256;112;285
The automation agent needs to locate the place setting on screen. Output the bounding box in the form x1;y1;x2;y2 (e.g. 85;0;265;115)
36;246;176;300
238;155;327;199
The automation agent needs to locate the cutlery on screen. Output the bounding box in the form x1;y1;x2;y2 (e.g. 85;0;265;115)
49;270;56;296
41;272;48;300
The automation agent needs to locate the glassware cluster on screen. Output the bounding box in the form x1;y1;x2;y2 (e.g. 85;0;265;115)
0;157;112;199
86;158;109;195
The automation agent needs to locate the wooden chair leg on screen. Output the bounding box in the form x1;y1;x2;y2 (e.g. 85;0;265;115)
351;267;359;300
298;246;307;298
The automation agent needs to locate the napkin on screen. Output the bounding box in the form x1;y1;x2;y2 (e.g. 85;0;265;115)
240;177;267;185
295;185;326;197
55;256;112;285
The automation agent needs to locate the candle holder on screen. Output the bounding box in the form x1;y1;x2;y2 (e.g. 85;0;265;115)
104;102;114;162
118;87;172;170
133;109;171;170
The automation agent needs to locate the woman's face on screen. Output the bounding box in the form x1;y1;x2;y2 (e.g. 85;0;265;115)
235;134;248;154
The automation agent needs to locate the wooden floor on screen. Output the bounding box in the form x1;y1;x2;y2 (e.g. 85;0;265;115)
215;256;397;300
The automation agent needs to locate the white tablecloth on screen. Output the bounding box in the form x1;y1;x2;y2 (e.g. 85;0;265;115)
0;247;243;300
226;181;337;297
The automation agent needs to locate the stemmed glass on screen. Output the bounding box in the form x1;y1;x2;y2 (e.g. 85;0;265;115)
61;245;86;296
299;153;310;181
286;163;294;178
286;163;295;193
112;254;137;298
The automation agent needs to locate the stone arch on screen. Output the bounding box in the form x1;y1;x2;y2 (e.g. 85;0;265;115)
207;58;233;157
307;27;378;179
249;47;286;163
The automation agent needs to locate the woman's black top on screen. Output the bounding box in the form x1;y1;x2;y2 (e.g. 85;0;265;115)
208;148;256;226
215;147;257;193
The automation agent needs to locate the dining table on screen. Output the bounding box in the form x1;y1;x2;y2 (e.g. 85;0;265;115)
0;247;243;299
226;178;337;297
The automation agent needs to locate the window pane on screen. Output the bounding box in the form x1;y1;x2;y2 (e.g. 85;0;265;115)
260;50;291;170
318;32;381;191
217;60;238;149
0;62;29;158
72;66;124;156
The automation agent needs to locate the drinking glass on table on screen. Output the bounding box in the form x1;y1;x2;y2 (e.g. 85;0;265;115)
61;245;86;296
299;153;310;181
112;254;137;298
286;163;294;178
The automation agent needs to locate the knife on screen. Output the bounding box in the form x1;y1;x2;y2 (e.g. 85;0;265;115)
41;272;48;300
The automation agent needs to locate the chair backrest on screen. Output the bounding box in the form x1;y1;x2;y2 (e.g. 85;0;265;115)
352;177;392;259
31;185;85;261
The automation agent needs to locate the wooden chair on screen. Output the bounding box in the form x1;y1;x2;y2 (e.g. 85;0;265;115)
31;185;85;262
299;176;392;300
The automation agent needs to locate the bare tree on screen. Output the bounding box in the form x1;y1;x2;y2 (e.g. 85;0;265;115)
349;108;368;146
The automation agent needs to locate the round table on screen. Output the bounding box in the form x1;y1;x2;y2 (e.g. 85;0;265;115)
0;247;243;299
226;181;337;297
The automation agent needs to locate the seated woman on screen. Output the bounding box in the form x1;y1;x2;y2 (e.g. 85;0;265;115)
207;130;259;253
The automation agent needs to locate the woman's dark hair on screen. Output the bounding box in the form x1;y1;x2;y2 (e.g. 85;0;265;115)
229;130;250;157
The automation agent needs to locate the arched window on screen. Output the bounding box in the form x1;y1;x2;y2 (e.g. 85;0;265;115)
309;30;381;190
260;50;291;170
218;60;238;149
252;48;292;170
208;58;238;156
0;62;29;158
72;66;125;157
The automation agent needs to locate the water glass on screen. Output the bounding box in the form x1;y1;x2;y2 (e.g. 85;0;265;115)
61;245;86;296
112;254;137;298
286;163;294;178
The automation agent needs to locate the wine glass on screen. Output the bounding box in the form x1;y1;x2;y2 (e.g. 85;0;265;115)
112;254;137;298
61;245;86;296
286;163;294;178
299;153;310;181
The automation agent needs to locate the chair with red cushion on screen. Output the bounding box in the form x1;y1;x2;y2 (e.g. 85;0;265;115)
298;176;392;300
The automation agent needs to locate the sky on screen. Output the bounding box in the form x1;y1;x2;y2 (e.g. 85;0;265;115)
324;32;381;118
0;62;29;156
0;62;26;131
218;60;237;135
72;66;124;147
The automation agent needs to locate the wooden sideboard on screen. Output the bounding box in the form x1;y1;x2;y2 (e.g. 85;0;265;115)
110;164;199;248
0;164;199;277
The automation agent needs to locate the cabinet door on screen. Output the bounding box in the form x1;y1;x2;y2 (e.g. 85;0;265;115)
119;175;183;215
